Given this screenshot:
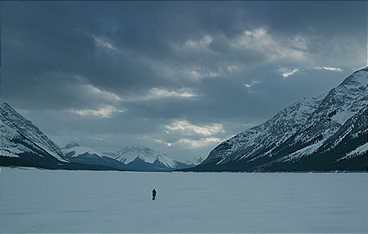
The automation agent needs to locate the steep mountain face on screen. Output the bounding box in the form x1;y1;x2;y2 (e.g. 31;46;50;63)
272;105;368;171
62;142;127;170
110;146;191;171
198;95;324;167
0;102;66;168
193;67;368;172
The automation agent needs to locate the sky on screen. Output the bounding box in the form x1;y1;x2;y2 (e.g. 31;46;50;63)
1;1;367;162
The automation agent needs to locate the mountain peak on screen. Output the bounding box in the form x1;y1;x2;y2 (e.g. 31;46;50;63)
115;146;164;164
0;102;22;118
341;67;368;88
0;102;66;163
194;67;368;172
0;102;12;109
355;66;368;72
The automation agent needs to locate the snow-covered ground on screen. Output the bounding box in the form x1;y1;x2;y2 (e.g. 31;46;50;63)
0;168;367;233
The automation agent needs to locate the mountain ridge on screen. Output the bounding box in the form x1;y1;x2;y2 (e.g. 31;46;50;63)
108;145;191;171
188;67;368;172
62;143;191;171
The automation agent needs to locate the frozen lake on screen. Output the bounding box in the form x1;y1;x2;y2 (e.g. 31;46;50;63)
0;168;367;233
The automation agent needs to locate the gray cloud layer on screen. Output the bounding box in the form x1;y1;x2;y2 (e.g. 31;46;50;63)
1;1;366;160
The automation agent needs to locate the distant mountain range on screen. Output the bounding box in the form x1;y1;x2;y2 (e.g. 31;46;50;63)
62;142;128;170
187;67;368;172
0;102;193;171
107;146;193;171
63;143;194;171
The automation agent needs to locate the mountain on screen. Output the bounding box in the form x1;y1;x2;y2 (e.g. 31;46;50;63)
190;67;368;172
62;142;127;170
0;102;66;168
0;103;123;170
271;105;368;171
62;144;192;171
185;156;204;167
109;146;191;171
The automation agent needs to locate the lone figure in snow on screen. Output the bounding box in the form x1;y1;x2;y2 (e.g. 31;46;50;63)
152;189;157;200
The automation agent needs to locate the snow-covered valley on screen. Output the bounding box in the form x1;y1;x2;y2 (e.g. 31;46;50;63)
0;168;367;233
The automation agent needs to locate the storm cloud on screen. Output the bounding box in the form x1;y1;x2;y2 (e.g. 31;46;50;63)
1;1;366;161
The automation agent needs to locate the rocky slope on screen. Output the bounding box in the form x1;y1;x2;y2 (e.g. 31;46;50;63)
191;67;368;172
0;102;67;168
0;103;123;170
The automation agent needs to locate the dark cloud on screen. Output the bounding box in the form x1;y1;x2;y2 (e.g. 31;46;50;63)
1;1;366;161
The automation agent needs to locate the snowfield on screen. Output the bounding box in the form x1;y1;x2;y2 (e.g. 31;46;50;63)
0;168;367;233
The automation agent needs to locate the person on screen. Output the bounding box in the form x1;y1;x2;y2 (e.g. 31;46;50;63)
152;189;157;200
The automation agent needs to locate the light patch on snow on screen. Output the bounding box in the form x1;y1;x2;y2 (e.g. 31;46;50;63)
284;141;324;161
62;146;102;158
155;155;177;168
331;110;355;125
0;170;367;233
0;135;29;157
0;149;20;158
339;142;368;161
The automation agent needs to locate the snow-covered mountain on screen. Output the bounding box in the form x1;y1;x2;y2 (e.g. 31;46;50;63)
62;142;126;170
0;103;125;170
0;102;66;168
109;146;191;171
0;103;191;171
61;144;192;171
185;156;204;167
192;67;368;172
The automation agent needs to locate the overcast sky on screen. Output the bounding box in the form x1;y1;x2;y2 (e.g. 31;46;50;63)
1;1;367;161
